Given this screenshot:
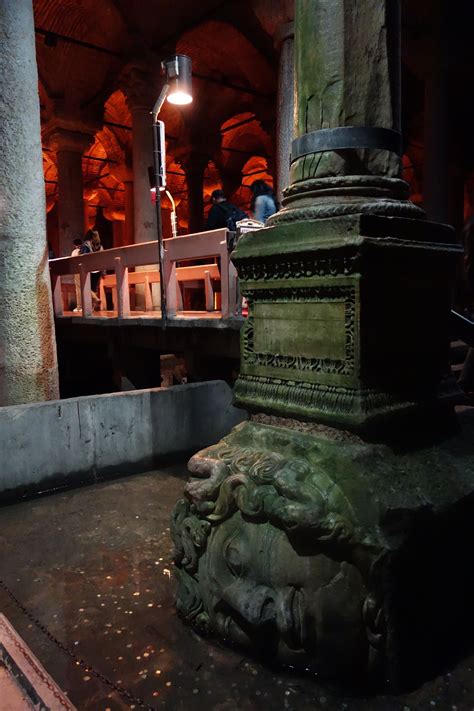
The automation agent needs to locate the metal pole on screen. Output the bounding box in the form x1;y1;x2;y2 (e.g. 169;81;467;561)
152;119;167;327
165;190;178;238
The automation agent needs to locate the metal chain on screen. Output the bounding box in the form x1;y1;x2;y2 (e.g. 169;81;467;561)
0;579;157;711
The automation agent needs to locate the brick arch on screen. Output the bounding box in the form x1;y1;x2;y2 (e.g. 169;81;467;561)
34;0;127;105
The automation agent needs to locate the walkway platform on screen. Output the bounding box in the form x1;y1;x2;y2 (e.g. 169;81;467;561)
57;309;243;330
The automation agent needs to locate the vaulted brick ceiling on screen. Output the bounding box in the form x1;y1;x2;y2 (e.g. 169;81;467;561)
37;0;474;229
34;0;278;227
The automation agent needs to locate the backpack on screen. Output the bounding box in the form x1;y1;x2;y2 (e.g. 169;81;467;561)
219;202;248;232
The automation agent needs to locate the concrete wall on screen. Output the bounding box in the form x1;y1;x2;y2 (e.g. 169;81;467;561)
0;381;246;500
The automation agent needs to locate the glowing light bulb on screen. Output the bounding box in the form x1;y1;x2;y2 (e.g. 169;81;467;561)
167;91;192;105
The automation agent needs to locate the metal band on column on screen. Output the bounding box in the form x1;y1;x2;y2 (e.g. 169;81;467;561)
291;127;402;162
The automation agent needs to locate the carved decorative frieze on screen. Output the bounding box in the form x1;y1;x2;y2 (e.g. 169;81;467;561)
238;251;360;282
242;285;356;377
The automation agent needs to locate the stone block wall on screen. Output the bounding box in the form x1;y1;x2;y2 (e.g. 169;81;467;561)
0;381;246;500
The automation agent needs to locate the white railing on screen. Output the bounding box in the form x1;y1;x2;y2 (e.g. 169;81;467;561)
49;228;239;319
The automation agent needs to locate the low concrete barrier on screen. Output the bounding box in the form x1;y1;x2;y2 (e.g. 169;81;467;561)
0;381;246;501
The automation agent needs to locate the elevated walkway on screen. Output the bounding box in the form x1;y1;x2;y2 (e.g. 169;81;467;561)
49;228;240;321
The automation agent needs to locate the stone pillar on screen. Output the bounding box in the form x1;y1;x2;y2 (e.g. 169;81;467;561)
274;21;294;202
273;0;420;223
110;163;135;246
122;64;159;308
48;129;94;256
0;0;59;404
125;93;157;245
423;1;464;234
172;0;474;691
221;169;242;205
123;179;135;245
236;0;451;427
182;153;209;234
112;220;124;248
84;200;92;232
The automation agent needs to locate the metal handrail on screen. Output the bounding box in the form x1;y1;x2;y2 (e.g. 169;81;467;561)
450;309;474;347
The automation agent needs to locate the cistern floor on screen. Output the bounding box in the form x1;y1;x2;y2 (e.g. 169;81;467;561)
0;466;472;711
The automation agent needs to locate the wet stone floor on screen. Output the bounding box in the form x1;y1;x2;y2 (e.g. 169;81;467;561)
0;465;472;711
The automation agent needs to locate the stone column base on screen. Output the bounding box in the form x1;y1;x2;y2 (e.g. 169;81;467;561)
172;417;474;689
232;213;461;433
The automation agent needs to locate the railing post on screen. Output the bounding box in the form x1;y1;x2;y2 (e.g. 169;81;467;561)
51;273;64;317
228;262;239;317
114;256;130;318
204;270;214;311
99;279;107;311
176;276;184;312
164;255;177;318
144;275;153;312
220;238;230;319
79;264;93;317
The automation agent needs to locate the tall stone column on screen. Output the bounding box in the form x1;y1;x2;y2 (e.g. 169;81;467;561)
423;1;464;234
48;129;94;256
172;0;474;691
182;153;209;233
123;179;135;245
122;66;159;308
273;0;420;224
274;22;294;202
0;0;59;404
112;220;125;248
84;199;93;232
110;162;135;245
125;89;157;245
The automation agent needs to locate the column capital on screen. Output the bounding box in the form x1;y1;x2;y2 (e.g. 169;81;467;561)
42;99;102;149
45;127;95;154
178;151;211;174
120;60;159;113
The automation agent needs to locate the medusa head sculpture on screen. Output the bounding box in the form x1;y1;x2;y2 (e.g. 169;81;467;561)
171;425;385;683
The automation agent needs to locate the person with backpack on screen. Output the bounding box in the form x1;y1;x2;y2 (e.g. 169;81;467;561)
205;189;247;232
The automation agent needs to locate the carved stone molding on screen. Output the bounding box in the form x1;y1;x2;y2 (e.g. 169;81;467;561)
45;127;95;155
242;284;356;377
120;60;159;113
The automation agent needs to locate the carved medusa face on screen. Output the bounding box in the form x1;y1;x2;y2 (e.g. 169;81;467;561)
172;435;379;681
197;511;368;676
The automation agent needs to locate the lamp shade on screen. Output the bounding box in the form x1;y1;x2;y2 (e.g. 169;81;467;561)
162;54;193;105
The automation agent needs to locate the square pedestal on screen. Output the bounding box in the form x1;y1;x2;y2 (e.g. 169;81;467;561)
232;214;460;430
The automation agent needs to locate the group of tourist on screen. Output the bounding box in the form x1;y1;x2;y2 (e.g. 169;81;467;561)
66;179;277;314
205;179;278;231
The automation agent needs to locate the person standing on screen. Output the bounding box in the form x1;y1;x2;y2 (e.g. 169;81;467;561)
71;238;83;312
80;229;104;310
250;180;278;223
205;189;247;231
